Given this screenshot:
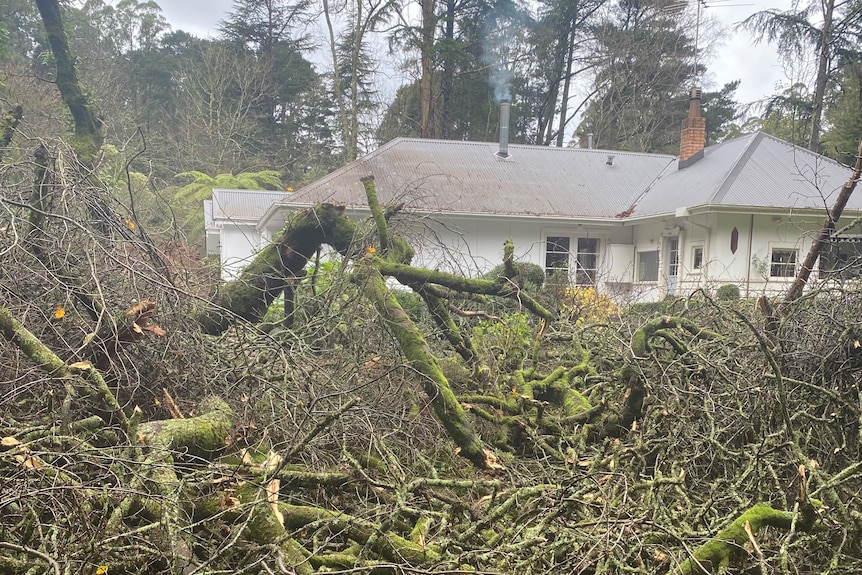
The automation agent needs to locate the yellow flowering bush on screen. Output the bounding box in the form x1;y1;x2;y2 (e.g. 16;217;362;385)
560;287;619;325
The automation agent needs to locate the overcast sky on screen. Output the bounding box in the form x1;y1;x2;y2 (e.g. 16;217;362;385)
155;0;794;116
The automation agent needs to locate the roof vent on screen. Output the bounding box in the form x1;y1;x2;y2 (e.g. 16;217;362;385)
606;154;615;166
497;100;510;158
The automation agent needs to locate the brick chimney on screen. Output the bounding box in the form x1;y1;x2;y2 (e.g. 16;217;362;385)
678;87;705;169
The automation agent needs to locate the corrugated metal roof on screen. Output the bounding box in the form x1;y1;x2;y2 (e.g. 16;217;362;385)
212;189;289;221
281;139;675;218
632;133;858;215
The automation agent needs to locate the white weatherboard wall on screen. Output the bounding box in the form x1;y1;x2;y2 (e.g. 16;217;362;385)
220;223;264;280
384;213;640;295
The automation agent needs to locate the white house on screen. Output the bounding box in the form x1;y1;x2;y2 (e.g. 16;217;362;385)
207;90;862;302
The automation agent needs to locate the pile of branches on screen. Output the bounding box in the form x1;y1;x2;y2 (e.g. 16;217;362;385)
2;150;862;575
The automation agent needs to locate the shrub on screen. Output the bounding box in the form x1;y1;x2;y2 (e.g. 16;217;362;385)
560;286;620;325
483;262;545;291
716;284;741;301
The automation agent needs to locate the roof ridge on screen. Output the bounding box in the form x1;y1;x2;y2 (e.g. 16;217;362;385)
709;132;764;204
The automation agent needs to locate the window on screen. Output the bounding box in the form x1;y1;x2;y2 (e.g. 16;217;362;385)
668;238;679;276
638;251;659;282
821;238;862;278
545;236;570;276
576;238;599;285
692;246;704;271
770;248;797;278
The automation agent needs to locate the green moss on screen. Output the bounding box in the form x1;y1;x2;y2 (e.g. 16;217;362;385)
677;503;821;574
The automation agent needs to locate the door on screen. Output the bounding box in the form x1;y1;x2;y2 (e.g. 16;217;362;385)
667;237;679;296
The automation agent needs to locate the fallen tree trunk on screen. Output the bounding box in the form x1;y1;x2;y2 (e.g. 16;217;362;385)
196;204;358;334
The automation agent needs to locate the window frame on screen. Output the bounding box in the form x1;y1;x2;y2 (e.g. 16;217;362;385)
575;237;600;286
637;250;660;282
545;236;571;277
769;247;798;278
691;244;704;272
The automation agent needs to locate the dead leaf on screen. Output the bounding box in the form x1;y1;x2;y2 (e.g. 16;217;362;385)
262;451;283;474
266;479;284;528
1;436;21;448
240;449;257;467
143;324;166;336
483;449;505;471
223;493;240;508
69;361;92;371
14;453;42;469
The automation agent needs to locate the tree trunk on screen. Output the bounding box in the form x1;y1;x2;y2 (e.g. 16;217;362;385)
808;0;834;152
35;0;103;164
419;0;437;139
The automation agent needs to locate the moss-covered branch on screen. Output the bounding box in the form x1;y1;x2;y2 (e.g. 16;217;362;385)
0;304;127;430
137;396;232;454
676;503;821;574
196;204;358;334
373;257;553;320
354;262;498;470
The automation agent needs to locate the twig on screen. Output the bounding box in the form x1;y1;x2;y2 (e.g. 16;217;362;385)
0;541;61;575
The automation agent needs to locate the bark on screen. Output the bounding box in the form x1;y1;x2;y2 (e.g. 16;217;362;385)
34;0;103;164
780;139;862;309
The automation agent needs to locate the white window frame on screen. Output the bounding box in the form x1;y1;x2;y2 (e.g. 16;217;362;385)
769;246;798;278
637;250;660;282
690;244;704;273
543;234;601;286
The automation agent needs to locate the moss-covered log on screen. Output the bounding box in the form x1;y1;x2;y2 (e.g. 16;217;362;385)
137;396;232;455
196;204;358;334
676;503;821;574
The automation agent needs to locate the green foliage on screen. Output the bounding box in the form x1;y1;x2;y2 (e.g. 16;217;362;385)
716;283;741;301
472;312;534;371
821;65;862;164
741;83;813;147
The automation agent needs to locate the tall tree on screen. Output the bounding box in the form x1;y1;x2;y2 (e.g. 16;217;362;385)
526;0;607;146
219;0;337;182
576;0;716;153
740;0;862;152
322;0;393;161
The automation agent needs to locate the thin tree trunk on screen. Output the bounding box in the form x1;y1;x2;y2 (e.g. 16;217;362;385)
781;139;862;308
808;0;834;152
555;29;576;147
419;0;436;139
